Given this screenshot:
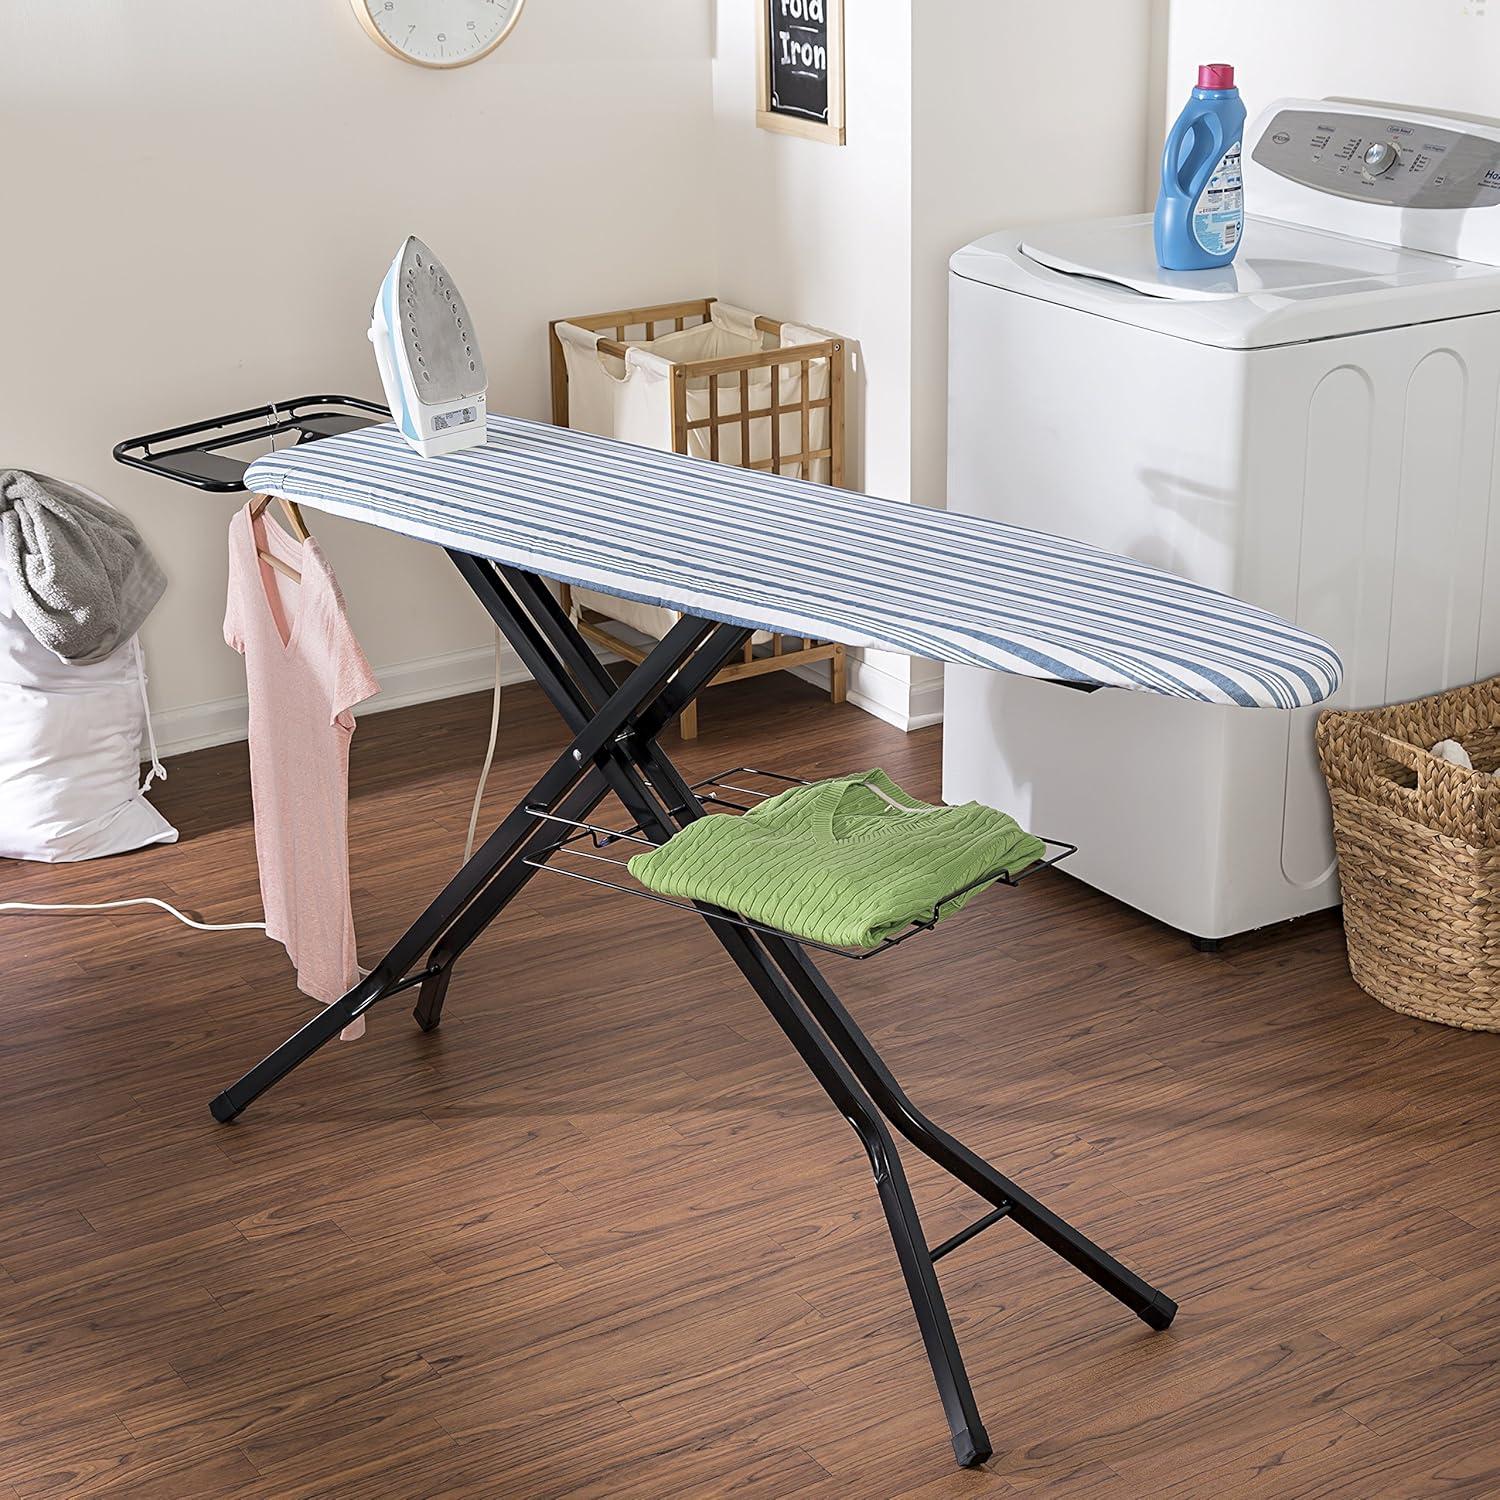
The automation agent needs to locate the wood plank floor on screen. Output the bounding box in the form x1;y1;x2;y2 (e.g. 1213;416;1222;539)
4;670;1499;1497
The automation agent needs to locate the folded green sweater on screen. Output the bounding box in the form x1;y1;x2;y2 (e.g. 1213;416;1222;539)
627;769;1045;949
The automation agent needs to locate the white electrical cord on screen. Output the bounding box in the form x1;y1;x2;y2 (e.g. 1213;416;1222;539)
462;630;504;865
7;634;507;933
132;638;167;794
0;896;264;932
0;640;216;925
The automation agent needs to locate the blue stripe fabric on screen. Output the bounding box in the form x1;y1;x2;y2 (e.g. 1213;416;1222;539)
243;415;1342;710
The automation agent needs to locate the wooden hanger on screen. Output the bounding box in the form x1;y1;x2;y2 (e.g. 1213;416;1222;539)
248;494;310;583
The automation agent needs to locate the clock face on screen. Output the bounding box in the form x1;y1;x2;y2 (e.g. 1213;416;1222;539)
354;0;525;68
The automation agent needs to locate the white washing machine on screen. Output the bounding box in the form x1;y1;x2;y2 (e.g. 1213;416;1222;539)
942;98;1500;943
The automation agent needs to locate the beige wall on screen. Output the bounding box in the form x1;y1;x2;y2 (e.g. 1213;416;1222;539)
2;0;714;752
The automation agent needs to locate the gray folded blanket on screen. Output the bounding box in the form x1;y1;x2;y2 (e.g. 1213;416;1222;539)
0;470;166;663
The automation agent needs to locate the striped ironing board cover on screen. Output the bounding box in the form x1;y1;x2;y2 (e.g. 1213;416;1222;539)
243;415;1342;710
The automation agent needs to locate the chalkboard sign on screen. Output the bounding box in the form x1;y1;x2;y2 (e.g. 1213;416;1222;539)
757;0;845;145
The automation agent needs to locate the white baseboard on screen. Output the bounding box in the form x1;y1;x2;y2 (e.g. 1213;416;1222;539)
791;654;945;733
150;643;530;759
849;678;944;732
852;681;942;732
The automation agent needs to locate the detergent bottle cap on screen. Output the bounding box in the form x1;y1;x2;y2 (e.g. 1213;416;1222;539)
1197;63;1235;90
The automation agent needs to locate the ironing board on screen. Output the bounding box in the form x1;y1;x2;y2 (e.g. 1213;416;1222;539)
205;414;1340;1469
243;415;1340;708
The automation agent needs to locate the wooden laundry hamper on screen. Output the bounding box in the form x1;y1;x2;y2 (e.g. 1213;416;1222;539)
1316;675;1500;1031
548;297;846;739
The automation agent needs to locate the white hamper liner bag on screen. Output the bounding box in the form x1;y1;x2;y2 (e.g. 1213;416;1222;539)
557;303;833;639
0;558;176;863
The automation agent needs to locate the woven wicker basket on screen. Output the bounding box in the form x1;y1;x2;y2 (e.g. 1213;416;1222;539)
1317;676;1500;1031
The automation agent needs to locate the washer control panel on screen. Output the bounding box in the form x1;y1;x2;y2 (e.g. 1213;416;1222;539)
1251;106;1500;209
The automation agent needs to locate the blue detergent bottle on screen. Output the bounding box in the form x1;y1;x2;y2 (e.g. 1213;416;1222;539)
1154;63;1247;270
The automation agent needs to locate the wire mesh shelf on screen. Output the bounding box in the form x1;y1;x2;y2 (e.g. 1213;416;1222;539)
522;767;1075;960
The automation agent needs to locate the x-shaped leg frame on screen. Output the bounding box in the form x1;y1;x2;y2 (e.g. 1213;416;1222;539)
209;551;1176;1468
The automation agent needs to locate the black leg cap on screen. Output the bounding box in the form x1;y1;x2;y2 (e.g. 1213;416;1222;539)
412;1005;442;1033
1139;1290;1178;1330
953;1426;993;1468
209;1091;242;1124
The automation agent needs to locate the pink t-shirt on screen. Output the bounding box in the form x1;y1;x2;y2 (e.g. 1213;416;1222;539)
224;505;379;1021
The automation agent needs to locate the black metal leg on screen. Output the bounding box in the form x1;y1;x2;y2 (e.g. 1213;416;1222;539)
497;562;1175;1441
210;786;564;1122
408;965;451;1035
408;557;756;1032
211;779;567;1120
428;573;989;1458
488;608;990;1464
210;971;387;1122
702;919;992;1468
210;601;729;1121
617;730;1177;1329
207;550;1176;1469
757;937;1176;1328
413;770;614;1031
874;1150;994;1467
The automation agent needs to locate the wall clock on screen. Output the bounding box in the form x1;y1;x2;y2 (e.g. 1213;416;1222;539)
350;0;526;69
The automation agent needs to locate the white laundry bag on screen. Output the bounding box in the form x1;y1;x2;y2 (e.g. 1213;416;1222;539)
0;549;176;863
555;302;834;639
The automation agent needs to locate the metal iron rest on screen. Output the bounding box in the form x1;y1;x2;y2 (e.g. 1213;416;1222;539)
113;394;389;493
522;765;1077;961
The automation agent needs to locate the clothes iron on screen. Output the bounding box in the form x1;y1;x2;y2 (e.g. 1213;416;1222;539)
368;237;488;457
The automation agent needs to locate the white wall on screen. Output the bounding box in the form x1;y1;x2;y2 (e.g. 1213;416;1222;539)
1166;0;1500;135
2;0;713;752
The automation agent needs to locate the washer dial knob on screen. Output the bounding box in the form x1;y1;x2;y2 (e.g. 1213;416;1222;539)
1364;141;1400;176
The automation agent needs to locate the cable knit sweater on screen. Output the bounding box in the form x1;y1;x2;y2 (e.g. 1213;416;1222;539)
628;769;1045;949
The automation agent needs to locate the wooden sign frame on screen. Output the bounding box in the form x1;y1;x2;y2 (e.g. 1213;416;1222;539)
756;0;846;146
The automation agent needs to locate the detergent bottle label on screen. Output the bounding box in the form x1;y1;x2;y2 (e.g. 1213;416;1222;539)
1192;144;1243;255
